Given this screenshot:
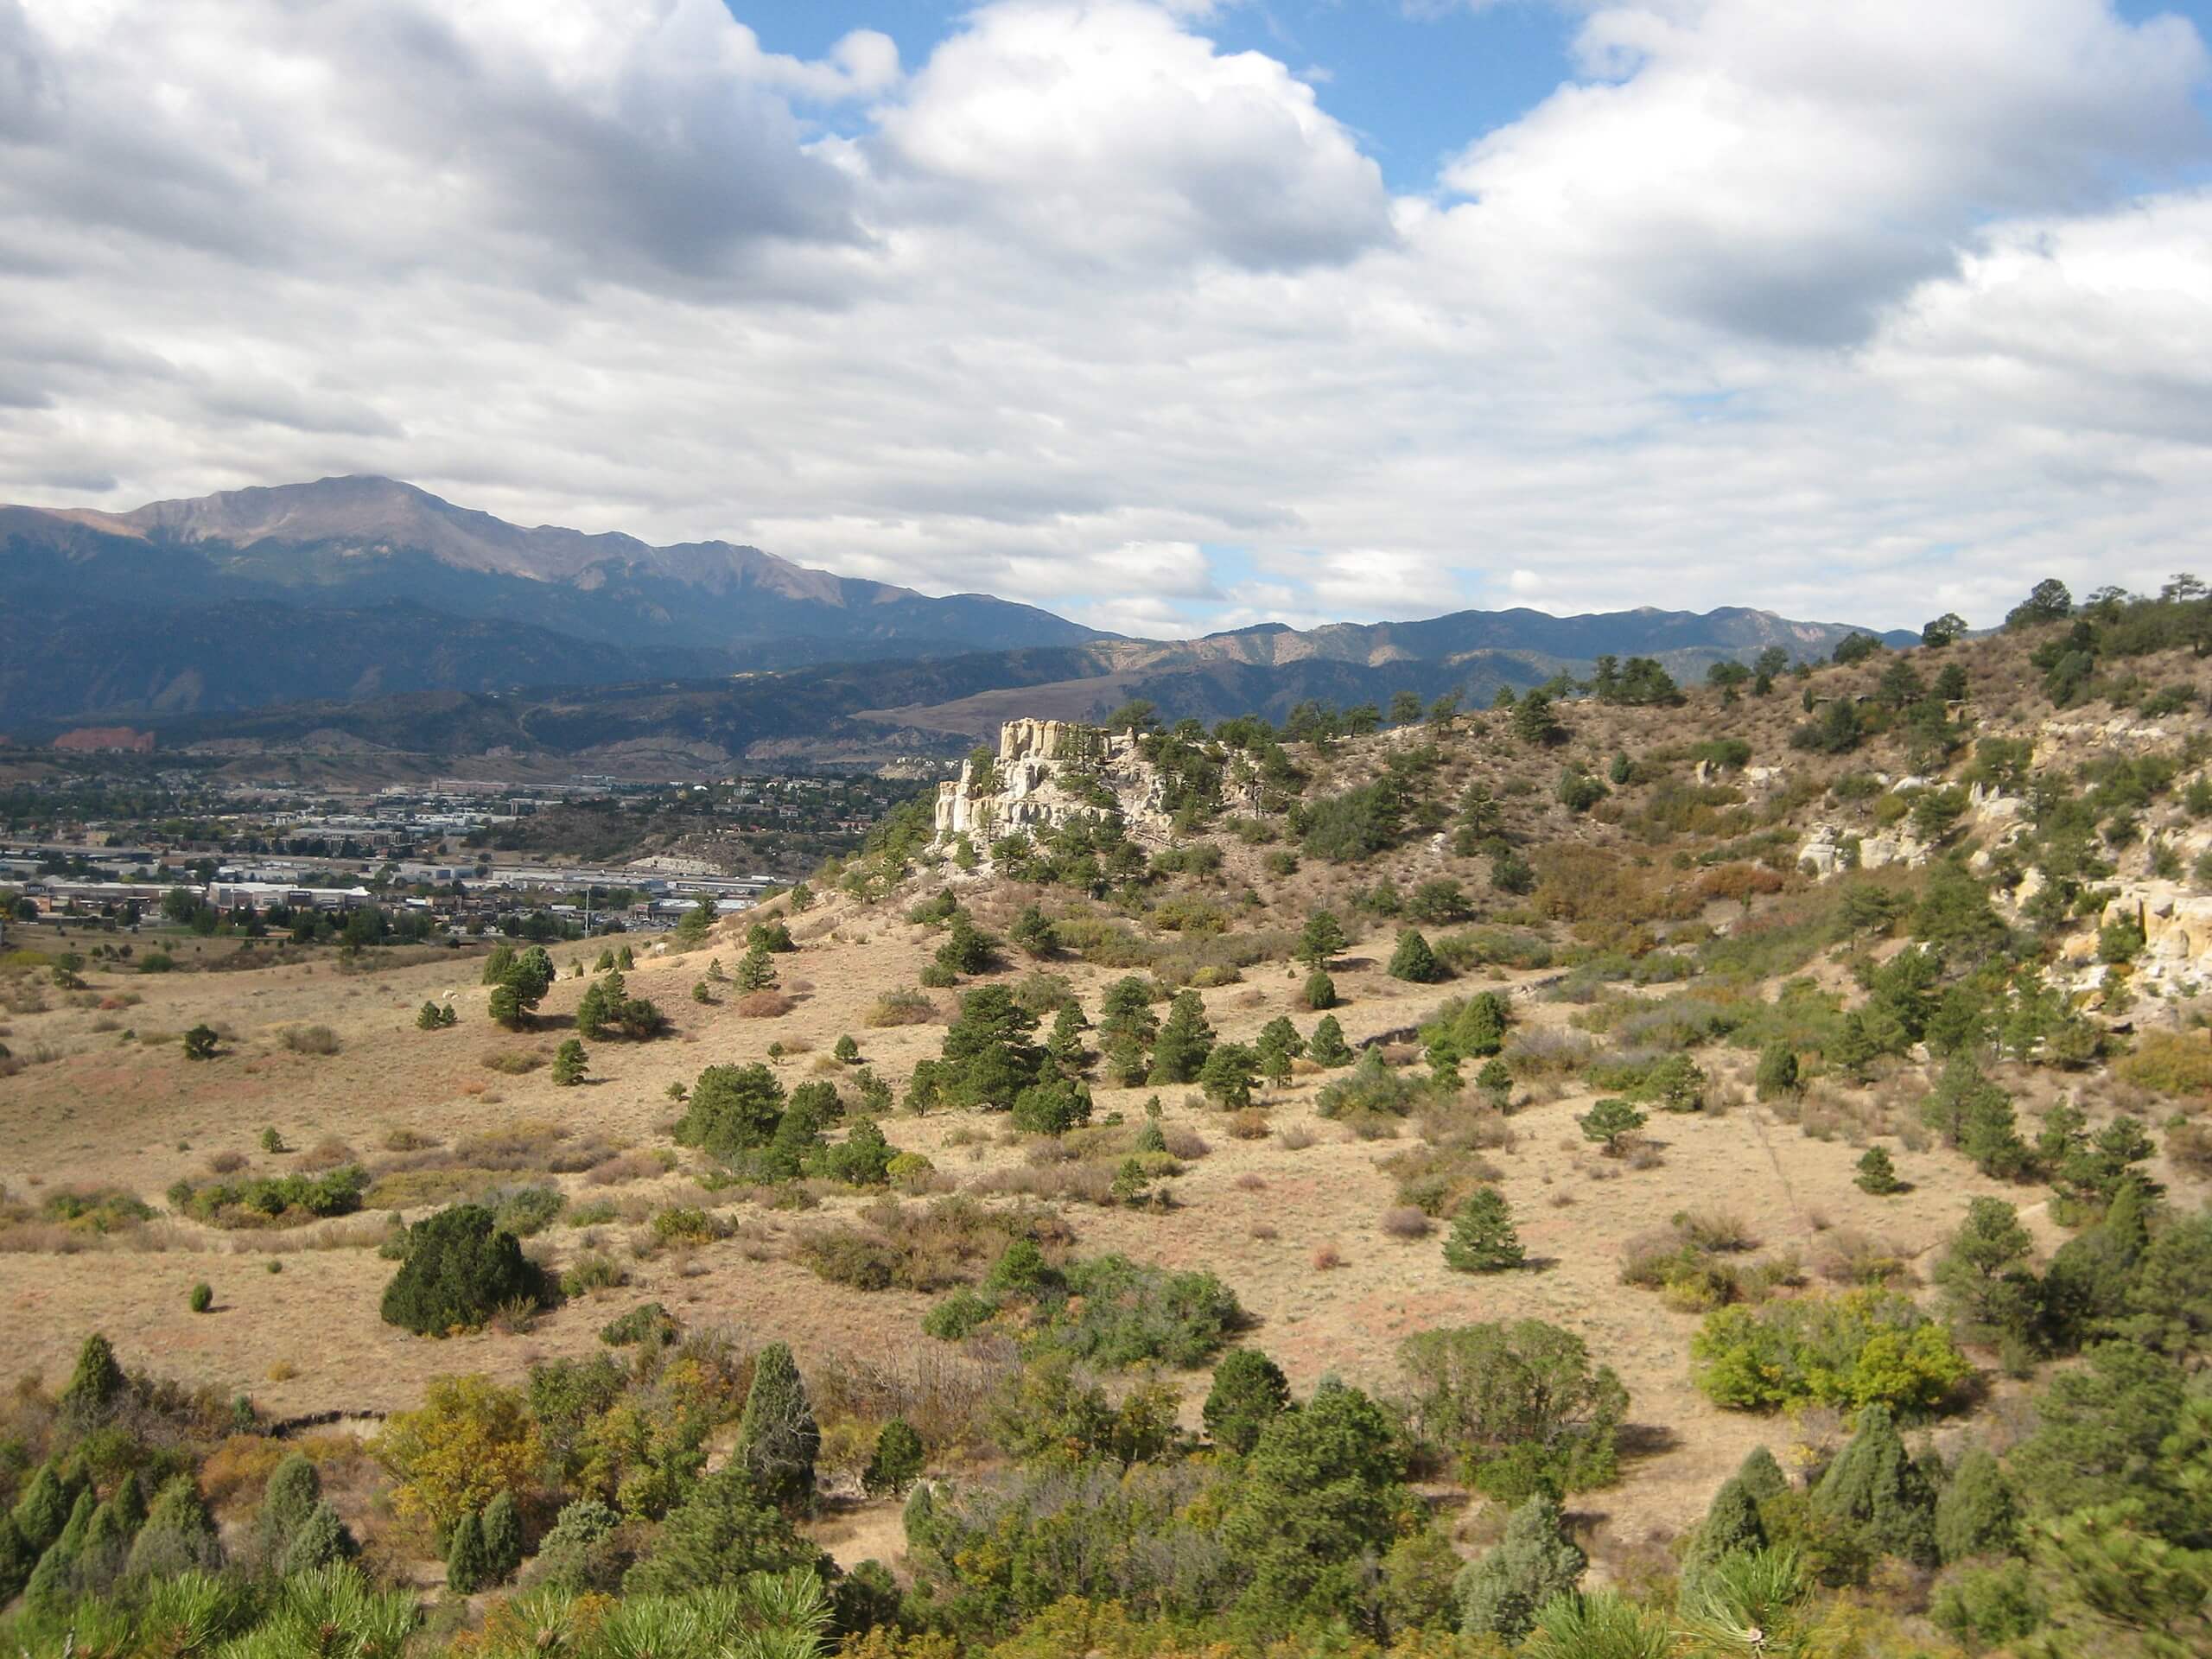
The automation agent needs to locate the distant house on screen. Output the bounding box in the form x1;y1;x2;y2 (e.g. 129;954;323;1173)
51;727;155;753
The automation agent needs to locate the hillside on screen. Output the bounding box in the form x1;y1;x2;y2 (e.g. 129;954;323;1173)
0;582;2206;1655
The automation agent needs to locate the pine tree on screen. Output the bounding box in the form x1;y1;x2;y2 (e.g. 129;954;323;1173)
280;1500;358;1575
1203;1348;1291;1455
1302;969;1337;1011
1009;905;1058;957
1579;1096;1645;1153
1309;1015;1354;1068
737;1342;820;1511
736;944;779;992
77;1471;143;1593
1829;1012;1880;1082
1389;930;1445;983
1811;1404;1938;1567
379;1203;540;1335
1935;1197;2040;1349
1454;1492;1586;1642
1147;991;1217;1084
1444;1188;1525;1272
445;1510;490;1594
1935;1446;2018;1563
1046;1002;1090;1072
1297;911;1348;970
575;980;613;1041
1855;1145;1904;1194
833;1033;860;1064
861;1420;925;1497
480;1491;524;1584
552;1037;588;1086
1198;1042;1257;1109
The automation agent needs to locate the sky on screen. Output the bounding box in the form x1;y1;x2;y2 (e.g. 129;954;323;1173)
4;1;2212;640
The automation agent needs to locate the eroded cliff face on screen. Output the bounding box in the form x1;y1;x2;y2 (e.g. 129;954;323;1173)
931;719;1194;859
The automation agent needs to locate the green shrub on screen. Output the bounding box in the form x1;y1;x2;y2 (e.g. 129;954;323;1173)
188;1282;213;1313
379;1205;543;1337
1400;1320;1628;1501
1691;1290;1971;1414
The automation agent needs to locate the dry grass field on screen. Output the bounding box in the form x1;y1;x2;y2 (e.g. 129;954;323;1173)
4;874;2189;1569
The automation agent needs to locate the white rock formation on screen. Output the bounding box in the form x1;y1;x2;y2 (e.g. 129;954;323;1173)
932;719;1221;861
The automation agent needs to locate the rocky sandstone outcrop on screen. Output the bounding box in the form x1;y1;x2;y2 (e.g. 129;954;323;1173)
934;718;1213;860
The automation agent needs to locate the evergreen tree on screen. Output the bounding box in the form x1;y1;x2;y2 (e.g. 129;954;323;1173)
57;1332;126;1435
125;1476;223;1580
1579;1096;1645;1153
379;1204;540;1336
621;1467;823;1596
1828;1012;1880;1082
1455;1492;1586;1642
1935;1446;2019;1563
1854;1145;1904;1194
445;1510;491;1594
1678;1475;1767;1600
1009;905;1058;957
532;1497;626;1594
832;1032;859;1063
1444;1189;1525;1272
677;1062;788;1160
1734;1445;1789;1503
257;1455;322;1563
1147;991;1217;1084
1203;1348;1292;1455
0;1516;34;1605
1298;911;1349;970
737;1342;820;1511
22;1489;93;1612
1309;1015;1354;1067
279;1500;357;1574
735;944;779;992
861;1420;925;1497
1754;1043;1800;1099
1302;969;1338;1011
1936;1197;2041;1349
1811;1404;1938;1567
480;1491;524;1585
1198;1042;1258;1109
2125;1204;2212;1358
1389;930;1445;983
551;1037;588;1086
1217;1380;1410;1622
1255;1016;1304;1086
10;1462;69;1554
1046;1001;1090;1072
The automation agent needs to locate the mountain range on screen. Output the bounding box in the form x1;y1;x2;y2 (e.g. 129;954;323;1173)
1;476;1915;762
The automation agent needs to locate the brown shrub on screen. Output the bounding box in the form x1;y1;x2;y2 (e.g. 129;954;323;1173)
206;1150;250;1175
1311;1243;1344;1270
864;989;940;1027
585;1151;666;1186
736;991;795;1019
296;1137;359;1173
1380;1206;1433;1240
